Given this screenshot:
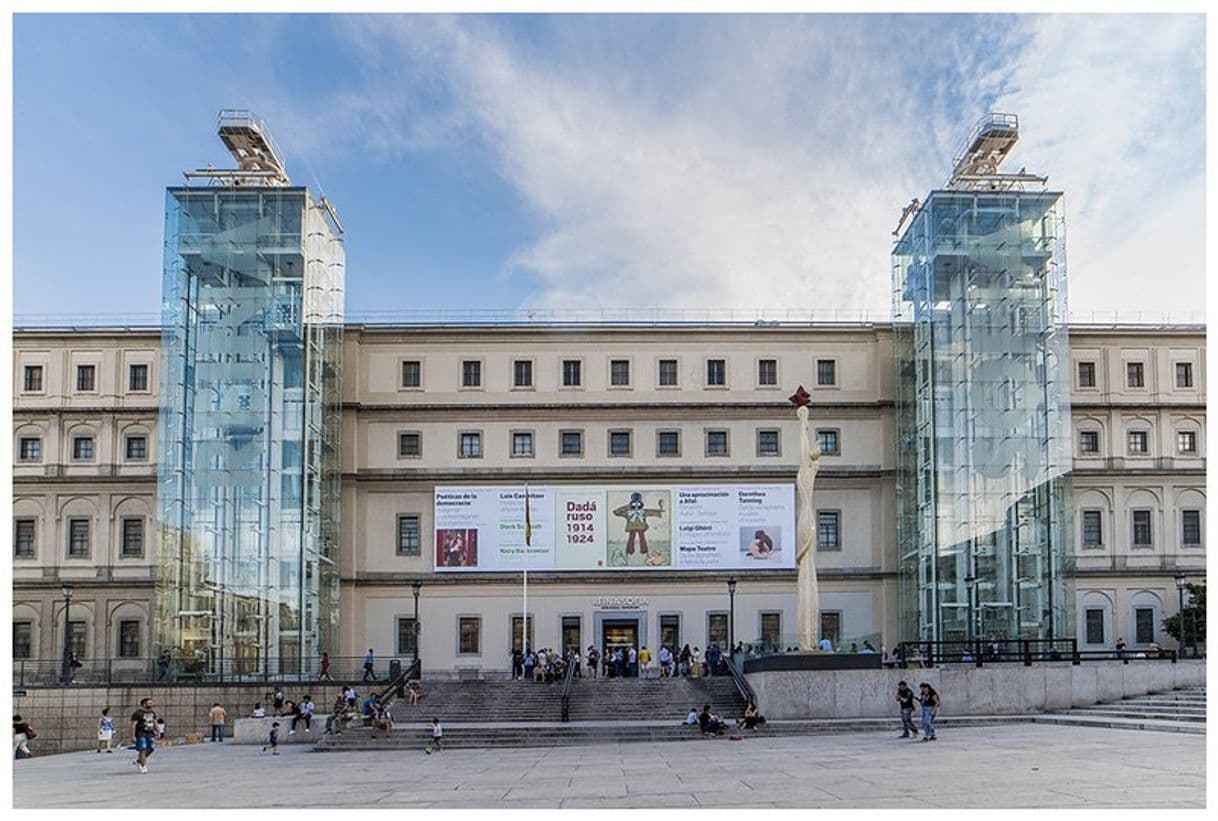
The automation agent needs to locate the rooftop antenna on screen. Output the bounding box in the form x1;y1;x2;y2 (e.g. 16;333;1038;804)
184;109;290;187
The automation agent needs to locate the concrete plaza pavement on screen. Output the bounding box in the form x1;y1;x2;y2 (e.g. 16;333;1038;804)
12;723;1206;809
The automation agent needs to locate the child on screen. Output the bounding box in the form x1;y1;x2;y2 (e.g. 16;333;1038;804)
97;707;115;753
428;717;443;752
252;703;266;718
262;722;280;755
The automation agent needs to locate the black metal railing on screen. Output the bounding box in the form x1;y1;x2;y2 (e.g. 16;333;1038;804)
11;655;419;688
893;639;1179;668
375;658;421;704
723;657;757;706
560;655;578;722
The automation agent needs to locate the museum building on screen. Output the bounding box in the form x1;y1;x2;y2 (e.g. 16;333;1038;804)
10;113;1208;679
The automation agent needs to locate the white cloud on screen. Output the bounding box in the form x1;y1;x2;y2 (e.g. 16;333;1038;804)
334;14;1205;317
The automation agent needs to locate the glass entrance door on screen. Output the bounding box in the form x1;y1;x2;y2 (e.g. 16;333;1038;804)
601;618;639;677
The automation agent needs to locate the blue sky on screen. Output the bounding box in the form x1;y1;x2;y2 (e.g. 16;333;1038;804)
13;13;1206;319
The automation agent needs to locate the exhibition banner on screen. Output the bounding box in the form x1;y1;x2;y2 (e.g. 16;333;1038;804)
433;484;795;572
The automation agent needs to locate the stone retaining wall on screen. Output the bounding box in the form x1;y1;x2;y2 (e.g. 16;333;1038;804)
745;660;1207;719
13;683;352;755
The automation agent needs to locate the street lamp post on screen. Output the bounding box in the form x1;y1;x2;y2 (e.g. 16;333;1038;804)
60;583;75;686
1174;573;1187;658
727;577;737;663
964;575;977;646
411;580;423;666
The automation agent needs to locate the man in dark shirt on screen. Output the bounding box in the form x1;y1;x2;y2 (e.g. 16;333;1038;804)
896;681;918;739
130;697;160;773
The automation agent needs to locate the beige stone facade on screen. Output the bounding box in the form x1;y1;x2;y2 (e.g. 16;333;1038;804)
11;322;1205;678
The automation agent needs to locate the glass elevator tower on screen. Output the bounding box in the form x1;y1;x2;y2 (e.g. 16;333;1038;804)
892;114;1073;645
154;111;345;678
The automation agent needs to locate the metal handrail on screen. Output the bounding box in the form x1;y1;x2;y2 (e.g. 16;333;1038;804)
893;639;1179;667
375;658;421;704
559;654;578;722
723;657;757;707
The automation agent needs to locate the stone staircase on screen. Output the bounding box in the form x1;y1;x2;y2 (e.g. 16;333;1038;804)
1038;687;1207;734
387;678;567;722
566;675;745;722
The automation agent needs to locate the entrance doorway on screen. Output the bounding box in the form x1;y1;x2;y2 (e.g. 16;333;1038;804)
601;618;639;677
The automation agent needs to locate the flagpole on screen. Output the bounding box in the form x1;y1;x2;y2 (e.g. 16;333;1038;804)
523;484;530;654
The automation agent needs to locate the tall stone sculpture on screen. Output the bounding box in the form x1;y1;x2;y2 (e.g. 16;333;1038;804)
790;386;821;650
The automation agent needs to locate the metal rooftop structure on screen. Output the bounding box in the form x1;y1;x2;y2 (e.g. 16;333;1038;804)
183;109;290;187
945;113;1048;191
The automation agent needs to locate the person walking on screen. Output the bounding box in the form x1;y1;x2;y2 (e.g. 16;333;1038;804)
130;697;161;774
896;681;918;739
97;707;115;753
611;647;623;678
639;645;652;679
262;722;281;755
627;645;639;678
208;703;228;743
658;645;672;678
586;646;599;679
429;717;444;752
13;715;35;759
319;652;332;681
511;648;524;680
362;648;377;682
155;651;171;682
523;649;537;682
918;683;940;741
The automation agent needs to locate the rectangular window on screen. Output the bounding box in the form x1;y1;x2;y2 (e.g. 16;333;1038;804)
513;359;533;388
562;359;582;387
819;611;842;648
816;511;841;551
68;620;86;659
129;364;150;392
705;429;728;457
457;613;479;652
657;430;680;457
1175;362;1193;388
757;429;780;456
816;429;840;455
1131;509;1153;548
125;436;148;461
1085;609;1105;645
23;365;43;392
1177;431;1197;454
118;620;141;658
72;436;95;461
67;518;90;558
398;432;421;458
511;431;534;458
1126;362;1144;388
1079;430;1099;454
561;616;582;656
14;519;36;558
816;359;837;386
760;612;781;648
1081;510;1103;548
609;430;631;457
758;359;778;386
461;360;482;388
1128;430;1148;455
560;430;583;457
13;621;32;659
706;359;726;386
1134;608;1155;645
511;615;534;653
396;617;418;657
706;612;728;649
121;518;144;558
459;432;482;459
401;360;421;389
18;437;41;462
610;359;631;387
397;515;421;556
76;364;96;392
658;359;678;387
1077;361;1096;388
659;614;681;652
1181;510;1201;546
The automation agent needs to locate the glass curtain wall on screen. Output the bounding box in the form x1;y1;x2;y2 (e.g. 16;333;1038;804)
893;190;1073;644
156;186;344;679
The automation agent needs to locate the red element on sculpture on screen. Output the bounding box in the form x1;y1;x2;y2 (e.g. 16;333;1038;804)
788;385;811;407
